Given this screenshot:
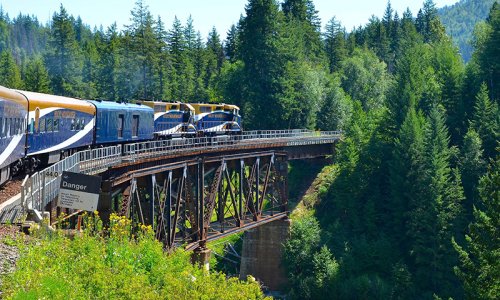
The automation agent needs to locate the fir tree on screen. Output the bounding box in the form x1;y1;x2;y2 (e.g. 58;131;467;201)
324;17;346;73
45;4;82;96
453;156;500;300
460;127;486;218
0;50;23;88
24;56;51;93
470;83;499;159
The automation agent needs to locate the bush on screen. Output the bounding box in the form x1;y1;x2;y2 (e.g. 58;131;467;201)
1;213;268;300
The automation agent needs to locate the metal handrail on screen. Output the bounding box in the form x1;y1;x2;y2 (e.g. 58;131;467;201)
20;130;341;213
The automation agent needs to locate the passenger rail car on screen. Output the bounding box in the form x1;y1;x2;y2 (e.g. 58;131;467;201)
89;100;154;144
0;86;28;185
141;101;196;137
191;103;242;136
18;90;96;167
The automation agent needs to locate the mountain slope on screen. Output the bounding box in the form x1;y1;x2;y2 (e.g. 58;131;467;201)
438;0;497;61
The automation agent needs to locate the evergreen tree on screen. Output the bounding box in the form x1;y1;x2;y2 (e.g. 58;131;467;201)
460;127;486;218
167;16;194;101
418;105;464;297
24;56;51;93
470;83;499;159
224;24;239;62
45;4;82;96
239;0;286;129
453;156;500;300
127;0;158;100
389;107;428;256
154;16;169;100
282;0;323;61
324;17;346;73
0;50;23;88
95;24;119;101
205;27;224;99
475;2;500;101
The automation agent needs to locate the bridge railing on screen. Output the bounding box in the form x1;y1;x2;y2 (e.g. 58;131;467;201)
123;130;341;161
20;130;340;213
21;145;122;212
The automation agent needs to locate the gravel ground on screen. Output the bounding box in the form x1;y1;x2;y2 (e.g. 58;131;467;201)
0;179;22;206
0;225;21;296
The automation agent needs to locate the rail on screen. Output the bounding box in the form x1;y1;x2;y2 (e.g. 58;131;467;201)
21;146;122;212
19;130;341;213
124;130;341;161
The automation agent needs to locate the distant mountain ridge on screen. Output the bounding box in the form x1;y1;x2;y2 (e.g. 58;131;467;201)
438;0;497;62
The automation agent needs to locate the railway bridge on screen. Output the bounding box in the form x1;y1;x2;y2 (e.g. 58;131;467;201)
0;129;341;289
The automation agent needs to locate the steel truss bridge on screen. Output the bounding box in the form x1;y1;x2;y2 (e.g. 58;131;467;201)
1;130;341;251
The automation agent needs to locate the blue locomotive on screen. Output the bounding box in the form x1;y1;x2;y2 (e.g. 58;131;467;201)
0;85;242;185
191;103;242;136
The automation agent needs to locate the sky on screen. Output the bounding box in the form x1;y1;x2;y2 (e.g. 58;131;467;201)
0;0;459;39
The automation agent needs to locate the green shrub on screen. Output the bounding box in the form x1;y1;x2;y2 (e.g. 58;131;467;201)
1;213;268;300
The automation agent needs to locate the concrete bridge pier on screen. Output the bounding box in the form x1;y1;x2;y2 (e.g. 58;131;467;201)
239;218;291;292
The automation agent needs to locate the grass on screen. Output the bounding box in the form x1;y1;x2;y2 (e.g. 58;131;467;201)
0;213;269;300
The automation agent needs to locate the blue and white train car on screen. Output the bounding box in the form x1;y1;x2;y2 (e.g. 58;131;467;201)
88;100;154;145
0;86;28;185
17;90;96;166
141;101;196;138
191;103;242;136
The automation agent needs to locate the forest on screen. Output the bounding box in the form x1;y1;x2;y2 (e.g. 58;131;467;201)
0;0;498;299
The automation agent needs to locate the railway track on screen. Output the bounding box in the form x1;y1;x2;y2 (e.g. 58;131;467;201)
0;177;24;224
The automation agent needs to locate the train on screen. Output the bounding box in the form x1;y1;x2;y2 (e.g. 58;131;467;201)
0;85;242;186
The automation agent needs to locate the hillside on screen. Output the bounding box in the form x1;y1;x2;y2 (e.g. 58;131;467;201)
438;0;497;61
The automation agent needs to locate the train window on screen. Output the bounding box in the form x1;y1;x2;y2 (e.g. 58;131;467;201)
0;117;3;138
201;106;211;113
54;118;59;132
71;119;75;131
154;105;164;113
118;114;124;138
6;118;10;137
47;118;53;132
80;118;85;129
40;118;46;133
171;105;178;110
132;115;139;137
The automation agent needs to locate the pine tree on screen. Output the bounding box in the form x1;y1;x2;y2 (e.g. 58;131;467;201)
45;4;82;96
239;0;286;129
167;16;194;101
324;17;346;73
205;27;224;95
95;24;119;101
470;83;499;159
476;2;500;101
224;24;239;62
282;0;323;61
418;105;464;297
460;127;486;218
453;156;500;300
24;56;51;93
389;107;428;260
127;0;158;100
0;50;23;88
154;16;168;100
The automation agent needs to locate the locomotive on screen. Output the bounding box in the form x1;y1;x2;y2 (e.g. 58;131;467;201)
0;85;242;186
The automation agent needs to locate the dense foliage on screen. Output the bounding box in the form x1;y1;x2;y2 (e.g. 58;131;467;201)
0;0;498;298
0;214;267;299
